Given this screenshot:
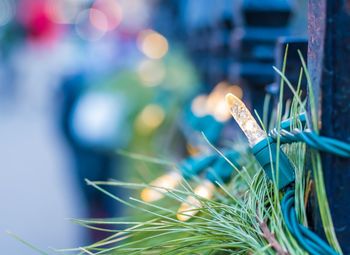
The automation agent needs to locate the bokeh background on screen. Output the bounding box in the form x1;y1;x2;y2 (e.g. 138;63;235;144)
0;0;307;254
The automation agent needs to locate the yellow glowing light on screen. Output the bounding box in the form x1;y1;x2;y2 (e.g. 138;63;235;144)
141;171;182;202
137;29;169;59
191;94;208;117
205;82;244;122
212;100;231;122
177;180;215;221
137;59;166;87
135;104;165;135
226;93;266;146
205;82;228;110
186;144;200;156
227;85;243;100
190;82;245;123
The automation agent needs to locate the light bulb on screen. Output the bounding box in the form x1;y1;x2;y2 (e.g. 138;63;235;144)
206;81;228;110
207;82;244;123
226;93;295;189
176;180;215;221
225;93;266;146
191;94;208;117
212;100;231;122
141;171;182;202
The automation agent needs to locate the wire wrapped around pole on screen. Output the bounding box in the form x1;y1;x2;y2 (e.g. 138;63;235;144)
281;189;339;255
268;113;350;254
269;128;350;158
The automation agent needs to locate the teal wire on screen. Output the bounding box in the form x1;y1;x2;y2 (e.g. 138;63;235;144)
270;114;347;254
281;189;339;255
181;113;347;254
281;193;323;254
269;122;350;157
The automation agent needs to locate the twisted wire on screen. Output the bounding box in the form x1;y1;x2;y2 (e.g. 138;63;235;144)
270;114;350;254
281;189;338;255
269;128;350;158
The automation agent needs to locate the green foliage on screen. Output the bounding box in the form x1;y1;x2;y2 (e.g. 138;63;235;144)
54;52;340;255
61;106;310;254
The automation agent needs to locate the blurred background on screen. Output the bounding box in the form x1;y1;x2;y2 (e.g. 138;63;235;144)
0;0;307;254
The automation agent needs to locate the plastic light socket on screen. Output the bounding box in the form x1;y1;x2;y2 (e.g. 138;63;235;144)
181;154;218;179
206;151;240;184
252;138;295;189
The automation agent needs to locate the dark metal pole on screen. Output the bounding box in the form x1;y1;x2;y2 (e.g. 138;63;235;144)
308;0;350;252
267;37;308;106
232;0;294;116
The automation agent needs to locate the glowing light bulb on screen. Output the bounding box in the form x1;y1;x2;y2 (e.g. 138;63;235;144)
141;171;182;202
206;81;228;110
186;144;200;156
135;104;165;135
225;93;266;146
212;100;231;122
137;29;169;59
177;180;215;221
205;82;245;123
227;85;243;100
191;95;208;117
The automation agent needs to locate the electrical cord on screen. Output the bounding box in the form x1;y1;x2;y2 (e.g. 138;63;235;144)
224;94;347;254
281;189;338;255
182;112;348;254
269;117;350;158
271;113;350;254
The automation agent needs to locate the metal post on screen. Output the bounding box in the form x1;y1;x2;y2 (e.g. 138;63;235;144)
208;13;235;87
308;0;350;252
267;37;308;107
231;0;294;115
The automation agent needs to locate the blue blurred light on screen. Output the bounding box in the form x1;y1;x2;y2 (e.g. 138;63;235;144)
70;91;129;149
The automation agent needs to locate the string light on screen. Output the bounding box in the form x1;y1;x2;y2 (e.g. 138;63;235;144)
141;171;182;202
141;154;218;204
205;82;228;110
135;104;165;135
191;83;244;123
225;93;295;189
226;93;266;146
177;180;215;221
191;94;208;117
137;29;169;59
212;100;231;122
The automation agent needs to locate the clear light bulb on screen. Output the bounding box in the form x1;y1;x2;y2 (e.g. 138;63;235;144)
225;93;266;146
141;171;182;202
176;180;215;221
